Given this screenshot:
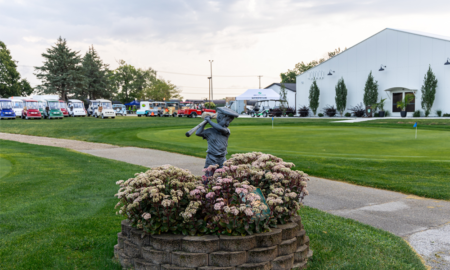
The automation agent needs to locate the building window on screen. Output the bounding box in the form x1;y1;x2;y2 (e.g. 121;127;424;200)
392;92;415;113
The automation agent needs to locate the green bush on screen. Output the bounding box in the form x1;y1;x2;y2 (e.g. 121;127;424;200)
385;110;391;117
204;102;216;109
413;110;421;117
318;113;324;117
116;153;309;236
443;113;450;117
344;112;351;117
436;110;442;117
374;112;380;117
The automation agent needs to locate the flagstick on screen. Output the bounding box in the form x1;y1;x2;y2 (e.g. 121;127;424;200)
272;117;274;129
415;126;417;139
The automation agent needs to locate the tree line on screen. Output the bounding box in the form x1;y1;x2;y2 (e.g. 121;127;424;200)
1;37;182;103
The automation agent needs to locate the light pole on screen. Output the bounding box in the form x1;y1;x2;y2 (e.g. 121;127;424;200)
208;77;212;106
209;60;213;102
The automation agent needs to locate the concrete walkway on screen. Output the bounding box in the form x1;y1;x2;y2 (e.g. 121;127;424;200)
1;132;449;269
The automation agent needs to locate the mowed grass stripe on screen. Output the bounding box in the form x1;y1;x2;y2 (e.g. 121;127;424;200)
0;140;425;269
1;117;449;200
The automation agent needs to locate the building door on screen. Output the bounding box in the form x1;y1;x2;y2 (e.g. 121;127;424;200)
393;93;402;112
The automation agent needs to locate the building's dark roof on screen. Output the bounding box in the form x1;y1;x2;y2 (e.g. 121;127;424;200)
265;83;296;92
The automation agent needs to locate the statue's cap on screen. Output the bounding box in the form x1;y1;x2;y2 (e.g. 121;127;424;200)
217;107;239;118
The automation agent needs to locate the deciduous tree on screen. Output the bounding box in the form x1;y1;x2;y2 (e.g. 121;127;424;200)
34;37;85;100
140;78;182;101
421;66;438;117
280;48;345;83
0;41;33;97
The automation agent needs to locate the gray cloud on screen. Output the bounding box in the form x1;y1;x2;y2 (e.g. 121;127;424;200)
2;0;449;48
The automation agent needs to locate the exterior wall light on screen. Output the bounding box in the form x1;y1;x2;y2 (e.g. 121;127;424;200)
379;65;387;71
327;70;335;76
445;58;450;65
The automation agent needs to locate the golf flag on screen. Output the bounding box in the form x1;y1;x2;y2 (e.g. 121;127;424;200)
272;117;274;129
414;122;417;139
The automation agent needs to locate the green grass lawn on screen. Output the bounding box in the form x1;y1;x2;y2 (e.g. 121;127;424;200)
1;116;449;200
0;140;426;269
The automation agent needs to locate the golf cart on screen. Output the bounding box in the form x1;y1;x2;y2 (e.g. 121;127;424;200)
67;99;87;117
32;95;64;119
92;99;116;119
0;99;16;119
248;101;271;118
59;100;70;117
112;104;127;116
162;101;180;117
9;97;24;118
21;99;42;119
87;100;100;116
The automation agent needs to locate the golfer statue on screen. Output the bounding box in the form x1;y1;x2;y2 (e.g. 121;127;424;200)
196;107;239;171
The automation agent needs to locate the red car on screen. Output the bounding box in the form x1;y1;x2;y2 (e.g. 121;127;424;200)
21;99;42;119
177;102;215;118
59;100;69;117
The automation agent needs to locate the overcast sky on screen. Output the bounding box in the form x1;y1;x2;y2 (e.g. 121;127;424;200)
1;0;449;99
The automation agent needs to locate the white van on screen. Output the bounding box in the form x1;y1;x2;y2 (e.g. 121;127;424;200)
9;97;25;117
67;99;87;117
93;99;116;119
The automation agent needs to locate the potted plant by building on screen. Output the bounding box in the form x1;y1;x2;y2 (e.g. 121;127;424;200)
396;94;414;118
373;98;387;117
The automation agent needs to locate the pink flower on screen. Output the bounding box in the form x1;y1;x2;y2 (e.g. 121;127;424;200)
244;208;254;216
142;213;151;220
206;192;215;199
212;186;222;191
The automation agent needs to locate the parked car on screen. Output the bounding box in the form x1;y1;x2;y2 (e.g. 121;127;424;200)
0;99;16;120
59;100;70;117
92;99;116;119
112;104;127;116
67;99;87;117
9;97;24;117
21;99;42;119
177;101;215;118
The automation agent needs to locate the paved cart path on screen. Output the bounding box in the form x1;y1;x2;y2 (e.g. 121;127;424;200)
1;132;449;269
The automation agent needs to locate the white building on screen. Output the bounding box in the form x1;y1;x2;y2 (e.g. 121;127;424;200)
264;83;297;110
296;28;450;116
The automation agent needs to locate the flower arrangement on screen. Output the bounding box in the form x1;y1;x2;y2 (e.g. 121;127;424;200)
115;153;309;236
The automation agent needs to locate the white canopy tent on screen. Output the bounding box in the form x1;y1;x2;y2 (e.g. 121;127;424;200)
235;89;280;101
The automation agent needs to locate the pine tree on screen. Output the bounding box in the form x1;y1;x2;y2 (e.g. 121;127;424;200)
0;41;33;97
309;79;320;116
335;77;347;116
421;65;438;117
80;46;113;100
363;71;378;107
34;37;85;100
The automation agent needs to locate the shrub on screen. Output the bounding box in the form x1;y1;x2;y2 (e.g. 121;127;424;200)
413;110;421;117
349;103;365;117
270;108;283;117
116;153;310;236
385;110;391;117
374;112;379;117
284;107;296;116
318;113;324;117
298;105;310;117
115;165;201;235
204;102;216;109
443;113;450;117
288;113;294;117
322;105;337;117
345;112;351;117
436;110;442;117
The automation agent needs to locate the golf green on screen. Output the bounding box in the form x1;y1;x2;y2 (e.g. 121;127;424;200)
138;126;450;162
